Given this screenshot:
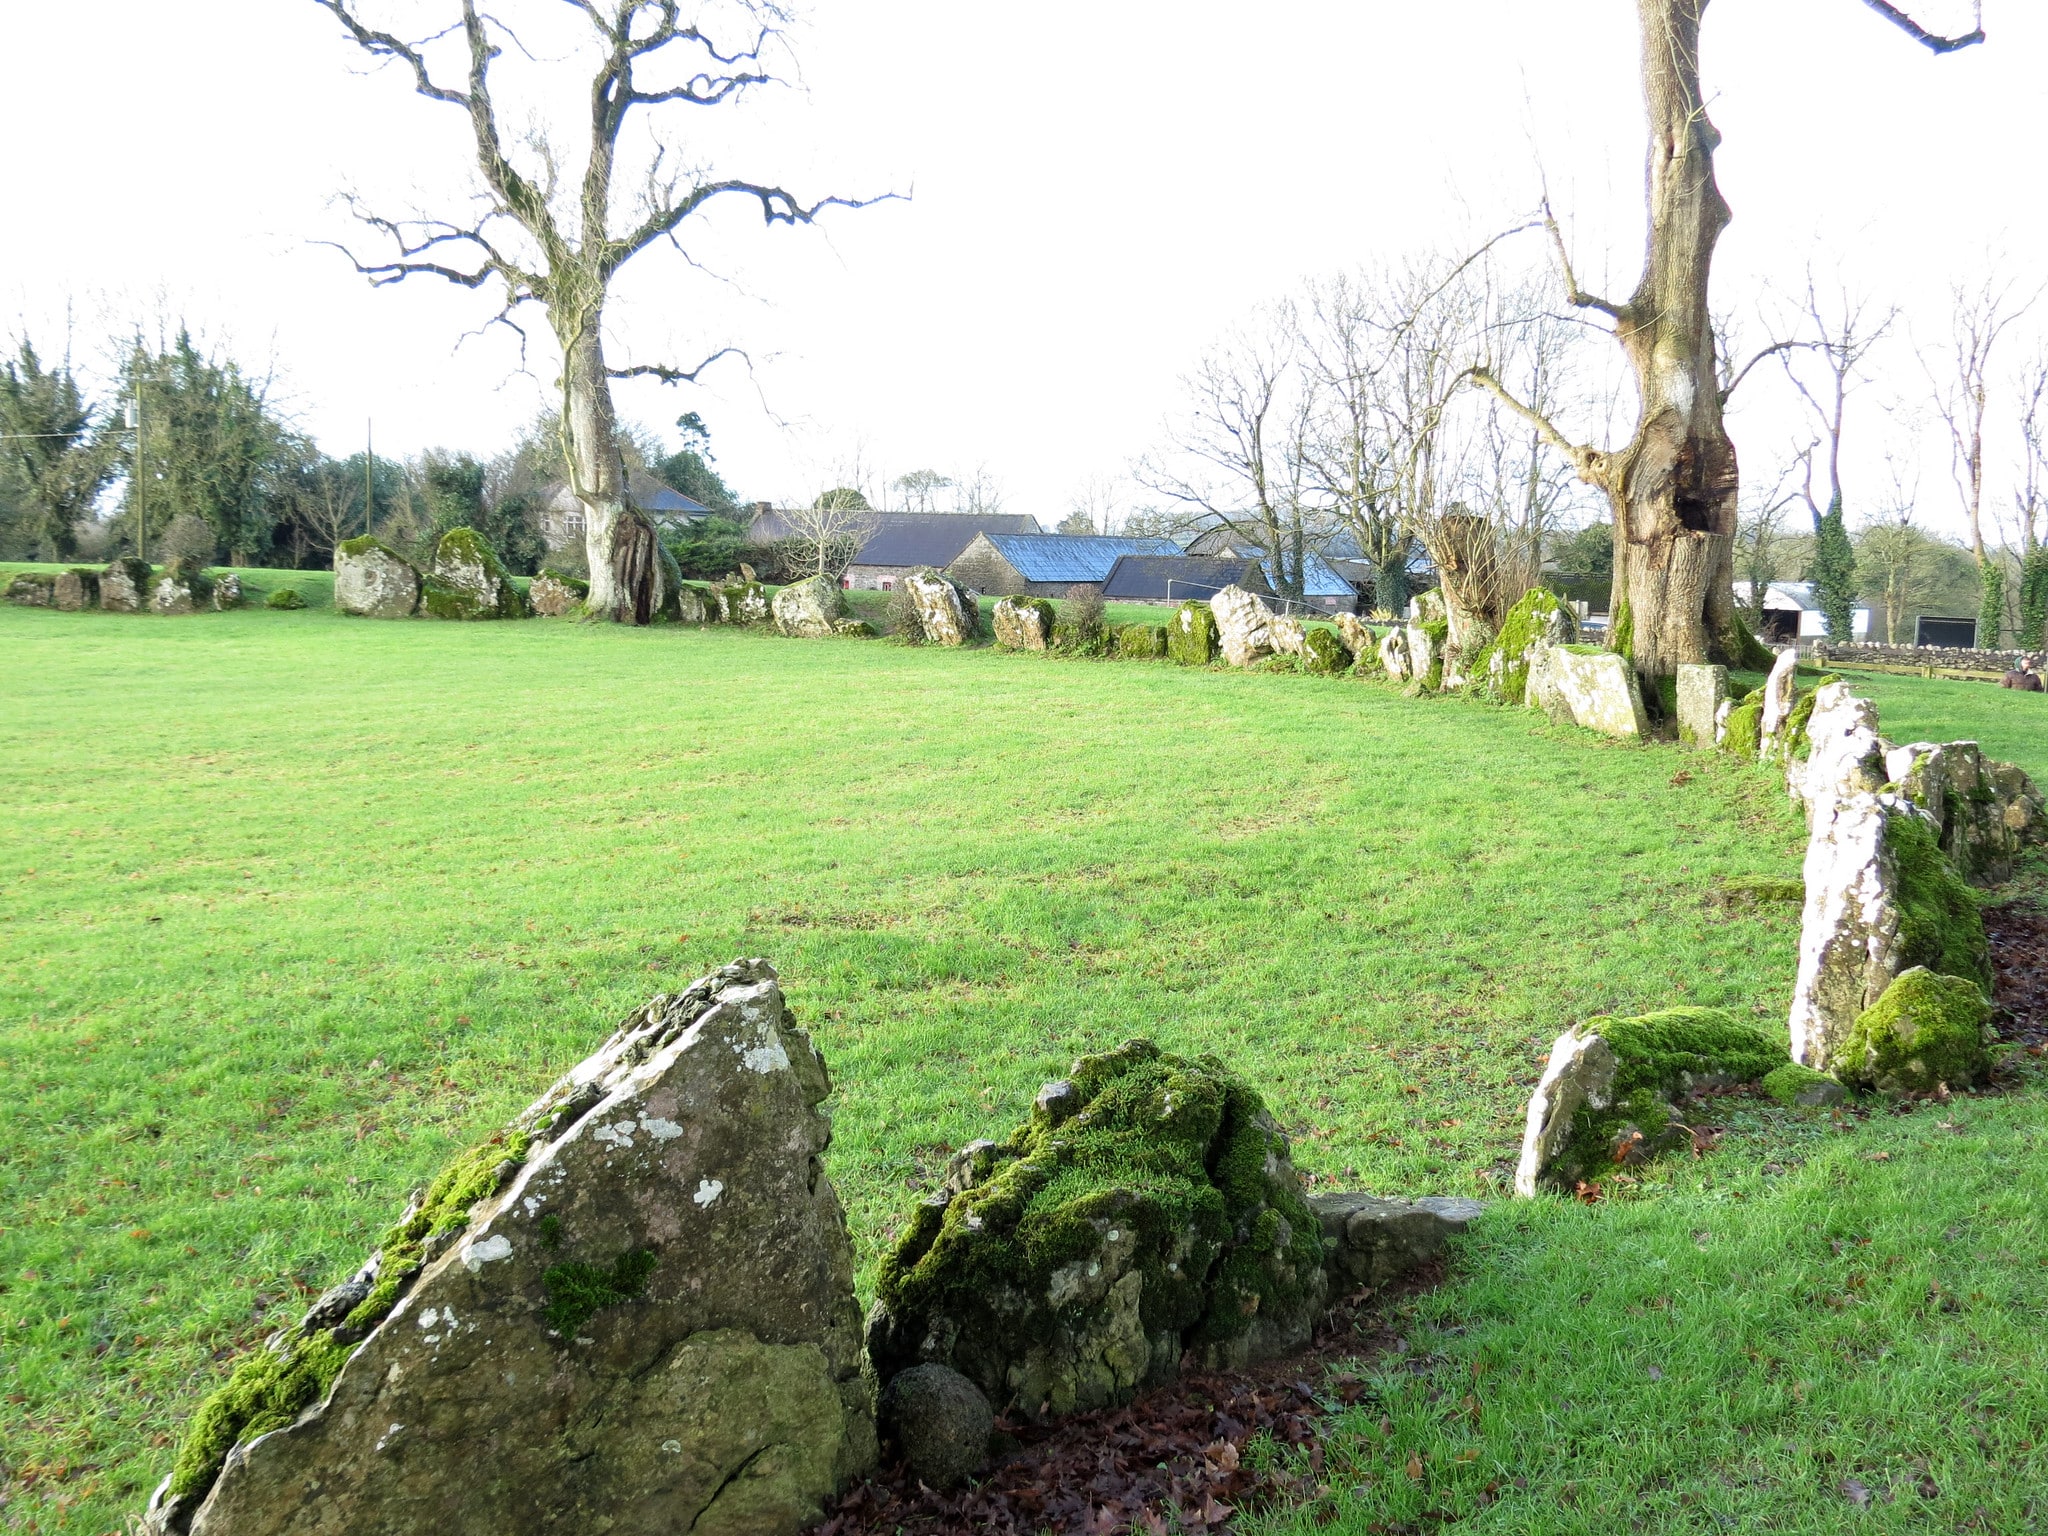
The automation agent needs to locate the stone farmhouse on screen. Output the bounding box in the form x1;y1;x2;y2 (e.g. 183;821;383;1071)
842;512;1043;590
542;473;714;556
947;533;1183;598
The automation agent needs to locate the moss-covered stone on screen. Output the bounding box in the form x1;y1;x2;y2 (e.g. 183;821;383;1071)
1761;1062;1847;1107
150;556;214;615
5;571;56;606
1885;809;1992;992
1838;966;1991;1095
868;1040;1324;1420
1114;621;1169;659
1721;688;1765;759
1167;600;1219;665
994;596;1056;651
1300;625;1348;674
426;527;529;619
1550;1008;1786;1184
1474;587;1576;701
264;586;307;610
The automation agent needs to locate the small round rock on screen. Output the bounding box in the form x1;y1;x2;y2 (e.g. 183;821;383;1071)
880;1363;993;1489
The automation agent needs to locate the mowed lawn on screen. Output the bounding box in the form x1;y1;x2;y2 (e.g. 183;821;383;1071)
0;593;2041;1532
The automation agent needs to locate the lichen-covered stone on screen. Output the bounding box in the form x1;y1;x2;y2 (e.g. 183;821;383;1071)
144;959;874;1536
425;527;529;620
993;596;1055;651
99;557;152;613
151;557;214;615
1886;739;2048;886
1758;647;1799;759
7;570;58;606
1210;585;1276;668
528;570;589;619
866;1040;1324;1423
1333;614;1375;660
878;1364;992;1490
833;618;875;637
1676;663;1727;749
1379;627;1411;681
1268;614;1307;656
1838;966;1991;1095
1524;643;1649;738
53;568;98;610
1309;1194;1484;1289
1477;589;1576;702
773;575;851;639
265;587;307;611
1166;600;1218;665
209;572;243;610
1516;1010;1783;1193
1788;681;1884;826
1402;622;1439;691
1300;625;1348;674
334;538;420;619
902;568;970;646
1115;621;1169;660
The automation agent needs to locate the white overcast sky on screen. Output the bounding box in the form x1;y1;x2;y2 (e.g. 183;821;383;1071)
1;0;2039;537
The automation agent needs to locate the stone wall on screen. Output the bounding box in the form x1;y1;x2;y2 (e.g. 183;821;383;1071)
1810;640;2043;673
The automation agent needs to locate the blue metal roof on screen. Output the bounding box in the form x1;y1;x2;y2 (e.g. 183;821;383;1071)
980;534;1182;584
1261;552;1357;600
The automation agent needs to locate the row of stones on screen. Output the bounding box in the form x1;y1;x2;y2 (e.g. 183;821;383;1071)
5;559;243;615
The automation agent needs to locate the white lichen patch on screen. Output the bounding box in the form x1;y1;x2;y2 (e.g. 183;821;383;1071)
592;1121;636;1150
461;1234;514;1272
374;1424;405;1453
693;1178;725;1207
735;1034;792;1074
638;1115;685;1141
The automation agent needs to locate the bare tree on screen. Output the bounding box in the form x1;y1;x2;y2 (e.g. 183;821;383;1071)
1927;276;2028;568
1733;454;1801;624
779;497;877;581
1858;457;1935;643
1138;311;1311;600
1778;273;1898;522
950;464;1007;516
312;0;883;623
2011;357;2048;555
1467;0;1981;678
892;468;952;513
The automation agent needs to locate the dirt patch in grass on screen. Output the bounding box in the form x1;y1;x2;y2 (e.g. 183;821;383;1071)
819;1277;1438;1536
1985;901;2048;1053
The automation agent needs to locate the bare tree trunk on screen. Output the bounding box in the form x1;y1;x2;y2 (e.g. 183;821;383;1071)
561;317;659;622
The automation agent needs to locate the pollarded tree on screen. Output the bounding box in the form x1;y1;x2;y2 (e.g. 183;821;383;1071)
313;0;881;623
1470;0;1983;678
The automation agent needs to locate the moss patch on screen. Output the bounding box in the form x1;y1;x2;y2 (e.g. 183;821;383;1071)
1115;622;1169;660
1472;588;1576;702
1300;626;1348;675
1167;601;1218;665
428;528;527;620
264;587;307;611
1558;1009;1786;1184
166;1128;530;1502
540;1248;659;1335
1886;810;1992;991
1721;688;1765;760
877;1040;1322;1361
1838;966;1991;1094
1709;876;1804;909
1761;1062;1843;1106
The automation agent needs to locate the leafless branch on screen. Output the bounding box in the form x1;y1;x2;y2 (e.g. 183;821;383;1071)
1720;339;1814;405
1464;366;1603;484
606;346;747;384
1857;0;1986;52
1542;200;1627;323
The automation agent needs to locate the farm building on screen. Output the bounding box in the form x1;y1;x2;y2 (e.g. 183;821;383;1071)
1099;555;1273;605
542;473;713;555
1733;580;1872;642
1175;530;1363;614
947;533;1183;597
843;513;1043;590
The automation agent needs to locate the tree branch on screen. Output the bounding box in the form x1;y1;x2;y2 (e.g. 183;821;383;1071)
309;0;469;104
606;346;747;384
1857;0;1986;52
1721;339;1814;405
1542;200;1627;323
1463;366;1606;486
604;183;902;276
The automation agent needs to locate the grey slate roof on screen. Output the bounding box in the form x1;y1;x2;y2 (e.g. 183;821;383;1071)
545;474;711;520
979;533;1182;584
851;512;1043;569
1100;555;1271;602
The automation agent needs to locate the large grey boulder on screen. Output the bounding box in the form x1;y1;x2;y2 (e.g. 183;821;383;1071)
1310;1194;1485;1289
1788;681;1886;827
902;567;970;646
992;595;1053;651
1787;793;1909;1071
151;558;214;615
210;572;243;610
101;557;152;613
1758;647;1799;759
878;1364;992;1491
335;539;421;619
772;575;850;639
1524;643;1649;738
1402;623;1437;687
54;568;98;611
1268;613;1308;657
5;571;55;606
425;528;529;620
866;1041;1325;1424
1886;739;2048;886
1211;585;1276;667
1334;613;1376;659
1512;1025;1618;1197
144;959;875;1536
528;571;588;618
1676;663;1727;749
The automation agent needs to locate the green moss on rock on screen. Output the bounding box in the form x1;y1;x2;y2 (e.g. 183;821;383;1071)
264;587;307;611
1167;601;1219;665
1721;688;1765;760
1473;588;1576;701
1886;810;1992;991
168;1128;531;1500
427;527;528;619
1761;1062;1845;1107
1838;966;1991;1095
541;1248;658;1336
1300;625;1348;675
1114;621;1169;659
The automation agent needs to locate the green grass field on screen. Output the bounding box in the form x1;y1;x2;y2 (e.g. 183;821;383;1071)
1;585;2043;1533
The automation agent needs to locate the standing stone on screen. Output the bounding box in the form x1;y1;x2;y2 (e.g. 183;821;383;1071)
1758;647;1799;759
1379;627;1411;681
1675;663;1727;749
1334;613;1376;659
528;571;589;618
210;573;243;610
903;567;970;646
1310;1194;1486;1287
143;959;875;1536
718;580;771;626
1885;740;2048;886
5;571;55;606
1787;792;1909;1071
1210;585;1276;667
1300;626;1349;674
772;575;851;638
1513;1025;1619;1197
1166;600;1218;665
1402;623;1436;688
425;527;530;619
1524;643;1649;738
1269;614;1307;656
100;557;153;613
53;568;98;611
151;558;214;614
993;595;1054;651
1788;681;1885;826
335;538;421;619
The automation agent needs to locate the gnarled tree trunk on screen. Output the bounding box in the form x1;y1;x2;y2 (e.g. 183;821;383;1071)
560;318;660;623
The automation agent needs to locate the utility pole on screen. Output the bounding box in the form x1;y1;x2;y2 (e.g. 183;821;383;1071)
364;420;374;540
126;390;145;562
